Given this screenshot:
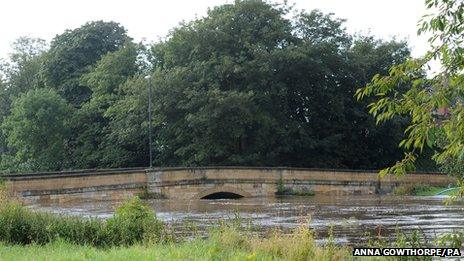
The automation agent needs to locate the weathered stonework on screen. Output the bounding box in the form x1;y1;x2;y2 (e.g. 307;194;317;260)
2;167;456;203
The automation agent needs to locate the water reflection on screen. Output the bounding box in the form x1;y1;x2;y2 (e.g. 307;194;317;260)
29;195;464;245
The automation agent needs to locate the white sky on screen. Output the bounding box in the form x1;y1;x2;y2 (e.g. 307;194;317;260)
0;0;429;59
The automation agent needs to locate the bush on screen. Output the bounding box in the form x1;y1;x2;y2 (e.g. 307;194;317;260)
136;188;166;199
0;197;164;247
105;197;164;245
276;183;315;196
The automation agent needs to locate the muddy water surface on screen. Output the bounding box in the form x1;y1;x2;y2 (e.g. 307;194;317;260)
30;195;464;245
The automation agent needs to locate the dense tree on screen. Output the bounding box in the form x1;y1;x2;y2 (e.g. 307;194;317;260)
71;42;140;168
0;38;48;172
145;1;411;168
0;1;423;172
356;0;464;194
0;78;8;156
41;21;129;106
0;77;8;121
104;76;151;167
1;89;72;172
149;1;295;166
340;37;411;169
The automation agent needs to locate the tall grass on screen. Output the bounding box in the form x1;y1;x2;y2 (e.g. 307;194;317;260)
207;222;351;260
0;185;461;260
0;186;353;260
0;224;355;261
0;182;7;204
0;196;165;247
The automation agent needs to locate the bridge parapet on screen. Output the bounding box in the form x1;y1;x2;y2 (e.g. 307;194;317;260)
1;167;456;202
147;167;455;200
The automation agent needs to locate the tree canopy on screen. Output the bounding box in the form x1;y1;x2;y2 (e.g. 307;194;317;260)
1;89;71;171
146;1;411;167
0;0;421;173
356;0;464;195
41;21;129;106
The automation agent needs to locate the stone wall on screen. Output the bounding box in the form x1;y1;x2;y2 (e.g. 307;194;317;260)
2;167;456;203
147;167;456;199
3;168;147;204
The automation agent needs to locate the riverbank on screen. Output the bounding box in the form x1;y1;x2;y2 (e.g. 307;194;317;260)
392;185;454;196
1;222;460;260
0;187;354;260
1;186;463;260
27;194;464;245
0;226;354;261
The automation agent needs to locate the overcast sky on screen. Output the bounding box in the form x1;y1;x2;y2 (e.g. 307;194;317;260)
1;0;429;59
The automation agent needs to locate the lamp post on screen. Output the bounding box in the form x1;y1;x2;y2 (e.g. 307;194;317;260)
145;75;153;168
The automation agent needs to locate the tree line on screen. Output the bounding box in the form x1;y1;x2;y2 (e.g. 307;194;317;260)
0;0;433;173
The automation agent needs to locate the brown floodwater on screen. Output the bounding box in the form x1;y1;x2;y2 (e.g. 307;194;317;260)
29;195;464;245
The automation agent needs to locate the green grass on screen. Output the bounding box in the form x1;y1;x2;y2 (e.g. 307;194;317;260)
434;187;461;196
0;187;458;260
0;240;254;261
0;197;165;247
0;222;445;261
0;226;447;261
0;226;354;261
0;187;352;260
392;185;449;196
0;241;307;261
413;186;448;196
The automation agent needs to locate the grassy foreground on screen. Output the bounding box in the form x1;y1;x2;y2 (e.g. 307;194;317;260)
0;240;283;261
0;186;461;260
0;227;352;261
0;185;354;260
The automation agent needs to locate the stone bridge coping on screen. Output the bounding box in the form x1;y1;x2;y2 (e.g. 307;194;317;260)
1;166;444;181
3;167;453;202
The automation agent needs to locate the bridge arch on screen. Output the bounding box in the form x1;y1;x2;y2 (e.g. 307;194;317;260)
195;186;253;200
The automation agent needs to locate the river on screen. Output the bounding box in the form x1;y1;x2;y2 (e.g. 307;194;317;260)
30;194;464;245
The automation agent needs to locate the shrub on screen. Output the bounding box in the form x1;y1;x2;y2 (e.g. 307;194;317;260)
276;183;315;196
276;178;286;195
105;197;164;245
0;197;164;247
136;188;166;199
0;202;107;245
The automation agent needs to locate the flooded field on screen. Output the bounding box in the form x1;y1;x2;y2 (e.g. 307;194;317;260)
30;195;464;245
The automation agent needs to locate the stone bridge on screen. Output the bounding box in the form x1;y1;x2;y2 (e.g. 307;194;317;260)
2;167;455;203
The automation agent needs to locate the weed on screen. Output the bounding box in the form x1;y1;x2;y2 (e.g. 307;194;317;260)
0;197;165;247
136;187;166;200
